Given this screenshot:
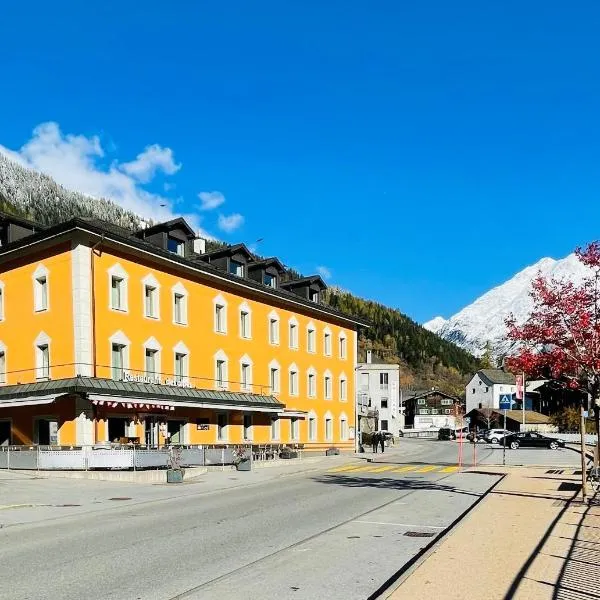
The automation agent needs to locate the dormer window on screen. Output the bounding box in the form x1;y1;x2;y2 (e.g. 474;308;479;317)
310;290;319;303
263;273;277;288
167;236;185;256
229;260;244;277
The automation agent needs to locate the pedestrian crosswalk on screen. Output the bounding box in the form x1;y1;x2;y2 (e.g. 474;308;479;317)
327;463;460;475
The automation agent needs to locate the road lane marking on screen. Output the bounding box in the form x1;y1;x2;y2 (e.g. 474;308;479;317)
440;466;460;473
416;465;438;473
392;465;417;473
354;520;446;529
350;465;384;472
328;464;365;472
369;465;397;473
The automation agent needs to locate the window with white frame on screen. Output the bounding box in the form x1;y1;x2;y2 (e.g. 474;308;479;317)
417;398;425;405
324;372;332;399
340;415;348;440
144;285;158;318
419;408;430;415
289;365;298;396
145;348;158;376
441;398;453;405
290;417;299;441
339;333;347;359
268;311;280;345
36;277;48;311
307;324;316;353
289;318;298;349
111;343;126;380
325;414;333;441
269;361;280;394
37;344;50;379
217;413;228;441
270;416;280;440
0;349;5;384
243;414;252;440
229;259;244;277
308;414;317;441
380;372;389;389
107;264;128;312
214;294;227;333
174;349;188;383
339;376;347;401
307;370;316;398
239;302;251;339
172;283;188;325
214;351;228;389
444;409;451;415
240;356;252;391
324;329;332;356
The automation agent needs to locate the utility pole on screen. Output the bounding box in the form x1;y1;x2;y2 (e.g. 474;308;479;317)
580;402;588;502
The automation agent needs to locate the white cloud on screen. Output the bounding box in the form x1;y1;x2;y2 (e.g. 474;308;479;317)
0;121;208;233
317;266;332;279
121;144;180;183
218;213;244;233
198;190;225;211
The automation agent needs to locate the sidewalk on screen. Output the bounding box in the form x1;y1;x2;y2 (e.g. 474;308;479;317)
387;465;599;599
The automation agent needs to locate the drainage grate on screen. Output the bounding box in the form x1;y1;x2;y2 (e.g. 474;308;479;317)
404;531;436;538
108;497;132;501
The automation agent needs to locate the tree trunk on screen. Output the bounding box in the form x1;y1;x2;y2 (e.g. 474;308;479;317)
595;406;600;469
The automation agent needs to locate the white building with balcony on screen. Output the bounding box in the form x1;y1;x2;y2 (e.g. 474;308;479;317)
355;352;401;437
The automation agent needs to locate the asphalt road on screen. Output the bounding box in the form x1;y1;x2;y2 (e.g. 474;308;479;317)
0;441;501;600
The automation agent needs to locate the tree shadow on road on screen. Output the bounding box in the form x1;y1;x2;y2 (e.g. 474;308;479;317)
311;473;489;497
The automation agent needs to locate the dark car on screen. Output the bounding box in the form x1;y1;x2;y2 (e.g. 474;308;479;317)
438;427;456;441
499;431;566;450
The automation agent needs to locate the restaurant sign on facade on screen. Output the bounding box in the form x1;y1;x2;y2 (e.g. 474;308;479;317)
121;372;195;389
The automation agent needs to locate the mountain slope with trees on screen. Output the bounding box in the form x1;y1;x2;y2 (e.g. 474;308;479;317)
0;152;478;395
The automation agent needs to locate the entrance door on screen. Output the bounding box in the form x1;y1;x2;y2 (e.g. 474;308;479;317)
168;420;186;444
144;416;158;446
0;421;10;446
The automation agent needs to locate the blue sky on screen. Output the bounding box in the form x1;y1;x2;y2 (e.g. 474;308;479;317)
1;1;600;323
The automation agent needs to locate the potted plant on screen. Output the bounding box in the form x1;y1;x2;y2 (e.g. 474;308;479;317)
166;446;185;483
232;445;251;471
279;445;298;459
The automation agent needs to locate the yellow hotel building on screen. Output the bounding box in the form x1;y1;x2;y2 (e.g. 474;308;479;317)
0;212;366;453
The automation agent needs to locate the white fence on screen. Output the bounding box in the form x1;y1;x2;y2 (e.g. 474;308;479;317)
0;445;239;471
546;433;598;445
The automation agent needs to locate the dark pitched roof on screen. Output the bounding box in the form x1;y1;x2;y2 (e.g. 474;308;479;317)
0;212;46;231
478;369;516;385
0;376;283;409
133;217;195;239
280;275;327;290
405;389;461;402
248;257;285;272
198;243;254;261
0;216;369;327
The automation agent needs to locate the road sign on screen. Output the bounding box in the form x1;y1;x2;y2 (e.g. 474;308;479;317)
499;394;512;410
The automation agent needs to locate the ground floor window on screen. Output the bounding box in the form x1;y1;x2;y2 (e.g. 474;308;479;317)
217;413;227;441
381;419;388;431
340;418;348;441
35;418;58;445
167;420;186;444
325;417;333;441
308;416;317;441
0;420;11;445
108;417;129;442
243;414;252;440
270;417;280;440
290;417;299;441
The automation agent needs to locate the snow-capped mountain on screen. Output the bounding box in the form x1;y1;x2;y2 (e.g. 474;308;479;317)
424;254;591;357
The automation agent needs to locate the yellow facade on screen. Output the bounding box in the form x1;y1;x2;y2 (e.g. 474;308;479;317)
0;226;359;452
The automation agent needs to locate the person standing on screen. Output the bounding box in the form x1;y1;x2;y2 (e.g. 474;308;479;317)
372;431;379;453
379;432;385;453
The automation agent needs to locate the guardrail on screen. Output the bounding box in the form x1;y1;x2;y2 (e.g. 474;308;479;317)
0;443;307;471
546;433;598;445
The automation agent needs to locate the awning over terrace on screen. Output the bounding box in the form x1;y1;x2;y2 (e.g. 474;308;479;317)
0;376;285;413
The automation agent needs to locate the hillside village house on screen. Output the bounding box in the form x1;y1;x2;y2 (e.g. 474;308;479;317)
403;389;462;429
466;369;545;414
0;212;366;453
355;353;401;437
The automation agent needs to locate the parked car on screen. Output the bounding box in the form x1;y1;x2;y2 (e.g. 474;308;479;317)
438;427;456;441
499;431;566;450
486;429;511;444
454;426;469;438
467;429;489;443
